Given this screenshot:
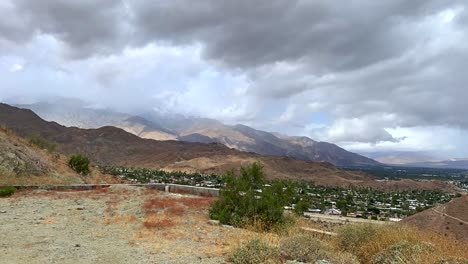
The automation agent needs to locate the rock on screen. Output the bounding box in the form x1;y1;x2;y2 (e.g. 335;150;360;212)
315;260;330;264
0;210;7;213
221;224;234;229
207;220;220;226
76;206;85;210
75;244;80;248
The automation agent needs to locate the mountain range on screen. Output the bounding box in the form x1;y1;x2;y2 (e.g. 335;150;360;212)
0;102;459;191
14;98;379;168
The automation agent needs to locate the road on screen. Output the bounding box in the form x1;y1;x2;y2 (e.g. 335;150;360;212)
304;212;390;225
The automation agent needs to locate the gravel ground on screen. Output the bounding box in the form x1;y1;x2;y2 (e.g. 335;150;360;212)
0;186;235;264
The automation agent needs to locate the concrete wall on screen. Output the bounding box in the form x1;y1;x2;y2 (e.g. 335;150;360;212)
12;184;220;197
167;184;219;197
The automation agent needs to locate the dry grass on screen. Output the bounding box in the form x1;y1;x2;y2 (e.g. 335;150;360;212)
143;214;175;229
334;223;468;264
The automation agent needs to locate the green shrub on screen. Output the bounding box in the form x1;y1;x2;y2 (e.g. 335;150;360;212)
0;187;16;197
68;154;90;175
231;239;280;264
209;162;293;231
28;134;57;153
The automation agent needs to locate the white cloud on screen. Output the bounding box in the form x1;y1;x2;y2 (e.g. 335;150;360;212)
9;63;23;72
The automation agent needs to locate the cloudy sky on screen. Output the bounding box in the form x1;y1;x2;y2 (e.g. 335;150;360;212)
1;0;468;159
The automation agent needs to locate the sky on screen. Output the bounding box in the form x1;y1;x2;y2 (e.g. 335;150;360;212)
1;0;468;159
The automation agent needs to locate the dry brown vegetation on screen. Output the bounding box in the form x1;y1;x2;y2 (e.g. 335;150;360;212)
402;194;468;242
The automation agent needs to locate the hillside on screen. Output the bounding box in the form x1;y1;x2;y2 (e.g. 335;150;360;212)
402;194;468;242
0;103;458;191
17;100;379;167
0;127;118;185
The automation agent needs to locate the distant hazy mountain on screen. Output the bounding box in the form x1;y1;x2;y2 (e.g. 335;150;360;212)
404;159;468;169
363;151;468;169
15;99;380;167
363;151;439;165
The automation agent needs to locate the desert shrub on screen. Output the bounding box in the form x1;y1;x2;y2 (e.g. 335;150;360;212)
28;134;57;153
371;241;433;264
279;233;360;264
68;154;90;175
0;186;16;197
335;224;381;254
231;239;280;264
209;162;293;231
280;234;330;262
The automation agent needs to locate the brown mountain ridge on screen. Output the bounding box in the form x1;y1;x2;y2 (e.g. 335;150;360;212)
0;103;458;191
16;99;379;167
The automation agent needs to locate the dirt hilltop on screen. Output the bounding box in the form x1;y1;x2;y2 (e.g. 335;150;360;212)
401;194;468;242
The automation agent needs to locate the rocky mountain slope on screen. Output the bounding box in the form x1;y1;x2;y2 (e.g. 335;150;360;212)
402;194;468;242
0;103;457;191
16;100;379;167
0;126;117;185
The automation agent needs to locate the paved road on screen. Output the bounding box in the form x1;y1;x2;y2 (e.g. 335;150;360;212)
304;212;390;225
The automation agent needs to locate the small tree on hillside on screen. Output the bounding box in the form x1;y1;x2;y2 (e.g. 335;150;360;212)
68;154;90;175
209;162;293;231
28;134;57;153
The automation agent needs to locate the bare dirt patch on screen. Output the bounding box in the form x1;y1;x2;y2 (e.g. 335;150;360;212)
0;187;243;263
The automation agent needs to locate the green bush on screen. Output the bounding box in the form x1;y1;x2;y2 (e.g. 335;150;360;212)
231;239;280;264
0;187;16;197
68;154;90;175
209;162;293;231
28;134;57;153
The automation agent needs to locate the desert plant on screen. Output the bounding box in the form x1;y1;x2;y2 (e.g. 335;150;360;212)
231;239;280;264
371;241;433;264
0;186;16;197
335;224;380;254
28;134;57;153
280;234;330;262
209;162;293;231
68;154;90;175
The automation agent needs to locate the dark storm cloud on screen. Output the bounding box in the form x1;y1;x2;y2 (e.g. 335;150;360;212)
2;0;468;144
131;0;457;71
5;0;460;68
2;0;127;58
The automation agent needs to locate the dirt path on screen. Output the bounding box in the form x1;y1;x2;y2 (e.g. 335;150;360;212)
432;206;468;225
